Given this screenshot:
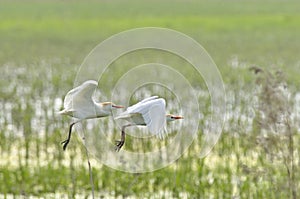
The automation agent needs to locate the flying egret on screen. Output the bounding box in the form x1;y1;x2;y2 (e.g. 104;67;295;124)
59;80;124;150
114;96;183;151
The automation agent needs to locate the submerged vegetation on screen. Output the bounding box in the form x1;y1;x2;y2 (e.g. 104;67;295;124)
0;0;299;198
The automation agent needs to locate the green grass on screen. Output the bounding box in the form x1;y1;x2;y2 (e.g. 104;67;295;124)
1;0;300;86
0;0;300;198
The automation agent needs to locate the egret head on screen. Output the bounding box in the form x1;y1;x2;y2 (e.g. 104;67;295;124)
101;102;124;111
166;114;184;122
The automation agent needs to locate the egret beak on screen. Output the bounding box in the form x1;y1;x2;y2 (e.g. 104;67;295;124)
112;104;124;109
174;116;184;119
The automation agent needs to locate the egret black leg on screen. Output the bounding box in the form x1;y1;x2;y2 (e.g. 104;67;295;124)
115;124;131;152
61;122;76;151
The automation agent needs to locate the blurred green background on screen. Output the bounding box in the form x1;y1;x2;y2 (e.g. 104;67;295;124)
0;0;299;198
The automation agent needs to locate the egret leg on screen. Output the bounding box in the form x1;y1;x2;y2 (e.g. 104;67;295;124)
61;122;76;151
115;124;132;152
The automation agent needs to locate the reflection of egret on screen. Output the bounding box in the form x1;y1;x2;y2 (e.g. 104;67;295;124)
115;96;183;151
59;80;124;150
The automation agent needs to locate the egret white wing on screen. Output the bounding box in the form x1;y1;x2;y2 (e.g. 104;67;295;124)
116;96;159;120
147;101;166;138
63;80;98;111
126;96;158;113
139;96;159;103
128;98;166;136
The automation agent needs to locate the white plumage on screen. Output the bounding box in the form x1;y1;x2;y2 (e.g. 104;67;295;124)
59;80;124;150
62;80;98;116
115;96;183;151
116;96;166;137
59;80;112;119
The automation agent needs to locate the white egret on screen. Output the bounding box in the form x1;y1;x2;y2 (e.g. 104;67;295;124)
114;96;183;151
59;80;124;150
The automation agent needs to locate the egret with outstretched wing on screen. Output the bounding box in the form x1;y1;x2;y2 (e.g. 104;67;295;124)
115;96;183;151
59;80;124;150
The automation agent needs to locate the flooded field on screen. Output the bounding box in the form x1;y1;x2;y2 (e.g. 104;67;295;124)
1;0;300;198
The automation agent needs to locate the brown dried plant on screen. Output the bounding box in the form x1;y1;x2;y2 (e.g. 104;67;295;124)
250;66;297;199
